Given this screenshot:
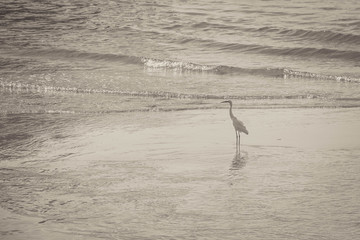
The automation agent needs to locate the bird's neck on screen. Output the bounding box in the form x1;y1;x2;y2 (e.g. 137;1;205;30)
229;104;235;119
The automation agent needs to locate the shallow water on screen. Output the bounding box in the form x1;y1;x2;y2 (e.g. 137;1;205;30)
1;109;360;239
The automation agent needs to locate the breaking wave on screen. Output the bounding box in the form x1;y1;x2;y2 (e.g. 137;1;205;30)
141;58;359;82
4;48;360;82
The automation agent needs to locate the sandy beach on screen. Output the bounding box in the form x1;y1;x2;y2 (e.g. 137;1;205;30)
1;107;359;240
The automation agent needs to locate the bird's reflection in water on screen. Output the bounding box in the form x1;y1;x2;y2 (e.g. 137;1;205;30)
230;148;247;170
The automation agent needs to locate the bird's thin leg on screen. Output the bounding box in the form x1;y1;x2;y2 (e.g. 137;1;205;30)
235;131;238;154
236;131;240;154
235;132;240;156
238;133;241;156
235;131;238;148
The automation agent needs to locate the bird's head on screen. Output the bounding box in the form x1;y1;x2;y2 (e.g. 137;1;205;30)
221;100;232;106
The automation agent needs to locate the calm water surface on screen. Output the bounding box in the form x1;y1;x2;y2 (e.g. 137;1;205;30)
1;109;360;239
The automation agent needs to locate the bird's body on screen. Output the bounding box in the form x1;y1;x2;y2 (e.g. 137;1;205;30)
222;100;248;135
221;100;248;153
231;116;248;135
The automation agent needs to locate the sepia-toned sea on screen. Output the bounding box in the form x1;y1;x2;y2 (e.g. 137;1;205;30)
1;0;360;239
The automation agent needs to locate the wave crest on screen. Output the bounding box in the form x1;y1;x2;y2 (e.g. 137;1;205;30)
6;48;359;82
141;57;360;82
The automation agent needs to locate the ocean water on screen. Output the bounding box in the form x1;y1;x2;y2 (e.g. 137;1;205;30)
1;0;360;239
1;0;360;113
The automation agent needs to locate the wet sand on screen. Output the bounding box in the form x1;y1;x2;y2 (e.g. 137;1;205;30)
1;108;360;240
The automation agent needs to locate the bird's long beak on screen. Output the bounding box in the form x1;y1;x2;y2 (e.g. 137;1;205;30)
221;100;229;103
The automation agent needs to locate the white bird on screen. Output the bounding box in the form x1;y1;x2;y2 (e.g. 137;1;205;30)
221;100;248;152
